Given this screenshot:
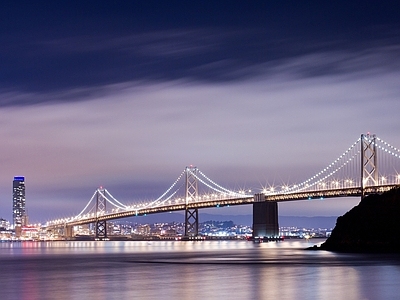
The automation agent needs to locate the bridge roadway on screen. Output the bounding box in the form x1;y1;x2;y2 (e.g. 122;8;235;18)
56;184;398;228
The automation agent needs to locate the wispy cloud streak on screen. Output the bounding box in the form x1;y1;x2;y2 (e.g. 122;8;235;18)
0;48;399;221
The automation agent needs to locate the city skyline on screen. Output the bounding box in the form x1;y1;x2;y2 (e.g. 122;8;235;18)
1;2;400;223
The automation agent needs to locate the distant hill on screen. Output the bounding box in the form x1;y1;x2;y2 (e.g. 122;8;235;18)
279;216;336;229
319;188;400;253
115;212;337;229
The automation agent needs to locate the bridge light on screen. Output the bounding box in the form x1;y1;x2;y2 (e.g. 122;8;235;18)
332;181;339;188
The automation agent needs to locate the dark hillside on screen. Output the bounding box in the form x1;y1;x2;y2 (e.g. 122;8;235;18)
319;188;400;252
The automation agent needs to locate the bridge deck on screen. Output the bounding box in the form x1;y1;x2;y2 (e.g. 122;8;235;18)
49;184;399;228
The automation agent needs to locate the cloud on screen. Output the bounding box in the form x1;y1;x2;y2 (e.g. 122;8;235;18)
1;48;399;222
38;30;219;57
3;21;399;93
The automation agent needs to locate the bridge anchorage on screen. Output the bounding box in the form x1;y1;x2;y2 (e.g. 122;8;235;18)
46;133;400;242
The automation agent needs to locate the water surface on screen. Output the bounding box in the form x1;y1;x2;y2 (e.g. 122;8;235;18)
1;239;399;300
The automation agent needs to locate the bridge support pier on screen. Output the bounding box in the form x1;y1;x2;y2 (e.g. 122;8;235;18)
95;220;107;240
184;208;199;237
252;195;279;239
65;225;74;239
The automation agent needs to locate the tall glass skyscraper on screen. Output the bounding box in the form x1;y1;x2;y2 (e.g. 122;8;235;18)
13;176;26;228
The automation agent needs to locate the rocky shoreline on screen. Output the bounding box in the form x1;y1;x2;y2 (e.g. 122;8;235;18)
308;188;400;253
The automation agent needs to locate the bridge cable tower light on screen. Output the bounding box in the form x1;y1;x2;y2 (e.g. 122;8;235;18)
95;188;108;240
361;133;378;198
184;166;199;237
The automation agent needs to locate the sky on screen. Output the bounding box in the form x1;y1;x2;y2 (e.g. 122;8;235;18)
1;1;400;223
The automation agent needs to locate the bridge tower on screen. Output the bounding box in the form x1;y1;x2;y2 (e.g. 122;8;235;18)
361;133;378;198
95;188;108;240
184;166;199;237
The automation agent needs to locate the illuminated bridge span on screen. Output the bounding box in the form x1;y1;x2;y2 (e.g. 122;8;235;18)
46;134;400;240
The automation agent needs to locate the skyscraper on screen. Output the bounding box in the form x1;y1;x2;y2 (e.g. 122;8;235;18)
13;176;26;229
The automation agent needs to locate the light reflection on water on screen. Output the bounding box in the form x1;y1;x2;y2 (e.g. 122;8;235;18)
1;240;400;300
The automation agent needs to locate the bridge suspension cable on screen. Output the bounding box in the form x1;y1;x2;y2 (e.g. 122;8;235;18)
46;133;400;229
140;170;186;208
75;190;98;218
375;137;400;158
103;189;128;209
283;138;362;193
194;169;251;197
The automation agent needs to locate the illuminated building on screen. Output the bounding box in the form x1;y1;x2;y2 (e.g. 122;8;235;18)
0;218;9;230
13;176;27;230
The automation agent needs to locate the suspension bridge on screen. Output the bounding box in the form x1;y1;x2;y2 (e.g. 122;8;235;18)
46;133;400;240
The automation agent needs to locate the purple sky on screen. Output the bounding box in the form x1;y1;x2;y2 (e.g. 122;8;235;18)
1;2;400;223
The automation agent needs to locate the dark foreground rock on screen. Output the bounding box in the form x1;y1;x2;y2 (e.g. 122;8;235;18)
316;188;400;253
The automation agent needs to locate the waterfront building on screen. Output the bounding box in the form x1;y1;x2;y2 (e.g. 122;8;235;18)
13;176;27;231
0;218;10;230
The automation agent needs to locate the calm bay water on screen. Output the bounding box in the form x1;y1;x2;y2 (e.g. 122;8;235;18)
1;239;400;300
